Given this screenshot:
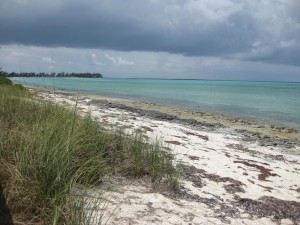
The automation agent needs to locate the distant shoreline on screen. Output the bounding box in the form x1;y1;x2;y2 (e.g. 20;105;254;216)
1;71;103;78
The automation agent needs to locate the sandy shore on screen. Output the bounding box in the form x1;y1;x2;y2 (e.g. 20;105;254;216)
31;86;300;225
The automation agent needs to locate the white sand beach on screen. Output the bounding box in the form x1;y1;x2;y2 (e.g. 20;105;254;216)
34;88;300;225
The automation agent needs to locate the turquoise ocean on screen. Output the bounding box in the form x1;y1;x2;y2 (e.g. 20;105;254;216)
11;77;300;130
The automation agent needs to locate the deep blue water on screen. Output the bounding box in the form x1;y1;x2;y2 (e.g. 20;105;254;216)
11;77;300;130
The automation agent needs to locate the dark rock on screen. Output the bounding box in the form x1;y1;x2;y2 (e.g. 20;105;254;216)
90;99;109;105
235;129;296;149
104;102;224;131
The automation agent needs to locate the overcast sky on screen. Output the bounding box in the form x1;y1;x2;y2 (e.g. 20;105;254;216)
0;0;300;81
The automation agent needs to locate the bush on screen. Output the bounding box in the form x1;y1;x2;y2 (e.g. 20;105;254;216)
0;77;13;86
13;83;26;90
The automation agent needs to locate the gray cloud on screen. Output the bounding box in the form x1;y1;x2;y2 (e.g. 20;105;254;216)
0;0;299;67
1;44;299;82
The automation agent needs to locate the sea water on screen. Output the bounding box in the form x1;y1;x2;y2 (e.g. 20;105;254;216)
11;77;300;130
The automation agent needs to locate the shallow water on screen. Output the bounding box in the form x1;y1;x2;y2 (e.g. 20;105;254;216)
11;77;300;130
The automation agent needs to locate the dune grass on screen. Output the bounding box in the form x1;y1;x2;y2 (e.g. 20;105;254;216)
0;84;178;224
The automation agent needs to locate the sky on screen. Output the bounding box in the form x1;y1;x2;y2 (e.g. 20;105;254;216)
0;0;300;81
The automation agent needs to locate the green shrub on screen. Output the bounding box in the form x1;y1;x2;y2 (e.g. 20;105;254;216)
0;76;13;85
13;83;26;90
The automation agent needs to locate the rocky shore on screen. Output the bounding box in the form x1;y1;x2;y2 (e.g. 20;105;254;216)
90;99;299;152
31;87;300;225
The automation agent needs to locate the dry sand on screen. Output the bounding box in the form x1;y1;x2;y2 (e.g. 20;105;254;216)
32;87;300;225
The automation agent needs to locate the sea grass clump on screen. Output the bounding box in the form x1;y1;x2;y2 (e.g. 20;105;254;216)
0;85;178;224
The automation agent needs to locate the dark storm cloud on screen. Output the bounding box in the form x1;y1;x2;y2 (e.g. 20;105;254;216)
245;46;300;67
0;0;299;66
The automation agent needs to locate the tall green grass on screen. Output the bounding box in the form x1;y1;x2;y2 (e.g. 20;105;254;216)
0;85;178;224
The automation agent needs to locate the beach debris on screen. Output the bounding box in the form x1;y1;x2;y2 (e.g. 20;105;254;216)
223;183;245;194
226;143;248;151
188;155;200;161
234;160;278;181
236;196;300;224
184;131;209;141
141;126;154;132
164;140;182;145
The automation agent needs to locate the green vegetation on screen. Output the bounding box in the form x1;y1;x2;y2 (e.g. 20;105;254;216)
0;76;13;85
12;83;26;90
0;76;26;90
0;82;178;224
0;71;103;78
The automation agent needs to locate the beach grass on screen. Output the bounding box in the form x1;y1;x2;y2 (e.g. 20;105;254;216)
0;82;178;224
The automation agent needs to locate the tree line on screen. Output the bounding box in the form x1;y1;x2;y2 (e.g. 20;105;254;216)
0;71;103;78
